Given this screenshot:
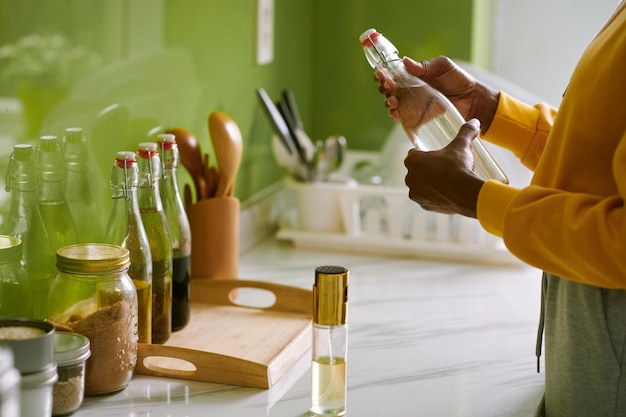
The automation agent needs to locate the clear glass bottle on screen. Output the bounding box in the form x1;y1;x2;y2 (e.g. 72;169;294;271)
37;135;79;247
2;144;37;247
311;265;349;417
137;142;172;344
63;127;103;243
47;243;138;395
35;135;79;317
0;235;32;318
157;134;191;332
359;29;508;183
102;151;153;344
2;144;50;319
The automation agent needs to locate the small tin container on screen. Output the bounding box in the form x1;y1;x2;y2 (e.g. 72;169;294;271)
52;332;90;416
47;244;138;395
0;318;55;374
21;362;58;417
0;345;20;417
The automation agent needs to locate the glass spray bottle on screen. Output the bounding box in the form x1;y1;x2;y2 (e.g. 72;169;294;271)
311;265;349;417
359;28;508;183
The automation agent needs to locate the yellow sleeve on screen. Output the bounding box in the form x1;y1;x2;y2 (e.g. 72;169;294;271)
478;114;626;290
501;167;626;290
477;91;557;238
483;92;556;171
477;3;626;289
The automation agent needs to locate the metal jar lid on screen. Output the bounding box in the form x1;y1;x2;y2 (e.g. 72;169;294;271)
53;332;91;367
56;244;130;274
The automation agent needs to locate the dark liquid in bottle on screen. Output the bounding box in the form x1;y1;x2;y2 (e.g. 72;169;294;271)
172;254;191;331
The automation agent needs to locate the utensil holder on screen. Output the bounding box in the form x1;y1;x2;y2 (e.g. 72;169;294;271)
187;197;240;280
285;176;358;233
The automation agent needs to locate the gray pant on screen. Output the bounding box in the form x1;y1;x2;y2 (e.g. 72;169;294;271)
536;273;626;416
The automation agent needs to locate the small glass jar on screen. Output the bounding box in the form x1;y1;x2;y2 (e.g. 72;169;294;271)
0;235;32;318
52;332;90;416
0;345;20;417
47;244;138;395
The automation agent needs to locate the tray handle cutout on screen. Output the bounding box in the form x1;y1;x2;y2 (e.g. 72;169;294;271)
229;287;277;309
136;343;270;388
191;279;313;315
142;355;198;378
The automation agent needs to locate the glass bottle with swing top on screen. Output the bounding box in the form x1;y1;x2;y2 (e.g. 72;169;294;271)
359;28;508;183
136;142;172;344
103;151;153;344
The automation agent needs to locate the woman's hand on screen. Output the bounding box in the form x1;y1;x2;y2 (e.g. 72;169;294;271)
376;56;499;134
404;118;485;218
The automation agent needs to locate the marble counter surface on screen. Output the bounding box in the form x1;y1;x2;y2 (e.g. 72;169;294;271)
74;237;544;417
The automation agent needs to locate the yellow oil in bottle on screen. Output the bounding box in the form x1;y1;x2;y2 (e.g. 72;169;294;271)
311;356;346;416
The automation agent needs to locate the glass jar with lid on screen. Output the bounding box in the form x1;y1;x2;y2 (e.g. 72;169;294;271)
52;332;90;415
0;235;32;318
47;243;138;395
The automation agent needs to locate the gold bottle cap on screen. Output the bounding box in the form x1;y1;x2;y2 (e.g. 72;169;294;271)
313;265;349;326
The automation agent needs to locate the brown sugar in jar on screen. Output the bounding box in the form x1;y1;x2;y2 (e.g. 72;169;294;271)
48;244;138;395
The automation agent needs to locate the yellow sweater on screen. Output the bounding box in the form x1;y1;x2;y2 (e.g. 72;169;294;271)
478;3;626;289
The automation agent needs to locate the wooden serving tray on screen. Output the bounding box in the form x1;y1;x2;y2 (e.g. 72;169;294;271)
135;279;312;389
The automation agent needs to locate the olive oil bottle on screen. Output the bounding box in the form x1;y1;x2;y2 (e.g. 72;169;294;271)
137;142;173;344
103;151;153;344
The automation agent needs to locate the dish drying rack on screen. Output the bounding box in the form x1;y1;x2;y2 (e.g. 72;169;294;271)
275;151;520;265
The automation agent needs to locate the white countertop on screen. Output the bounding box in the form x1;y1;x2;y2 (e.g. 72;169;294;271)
73;237;544;417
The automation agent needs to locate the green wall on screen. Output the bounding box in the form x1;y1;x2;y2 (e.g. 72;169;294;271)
312;0;473;151
0;0;474;213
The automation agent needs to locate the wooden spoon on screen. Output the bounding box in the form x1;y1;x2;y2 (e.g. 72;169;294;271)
167;127;208;200
208;111;243;197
